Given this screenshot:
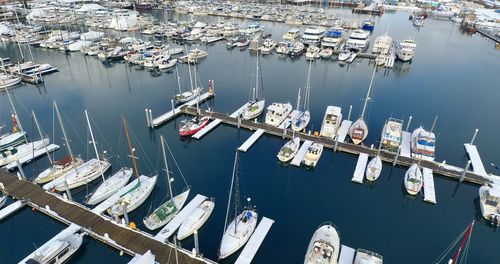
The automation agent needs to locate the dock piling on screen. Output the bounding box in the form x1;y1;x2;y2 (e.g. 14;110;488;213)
148;110;153;127
145;109;150;127
460;160;472;182
347;105;352;121
282;127;286;139
171;99;175;114
63;179;73;201
470;129;479;145
122;203;129;225
406;116;412;131
334;135;339;152
237;113;241;129
194;230;200;257
15;160;26;179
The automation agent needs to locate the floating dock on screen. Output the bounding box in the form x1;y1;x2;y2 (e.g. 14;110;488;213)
338;245;356;264
422;168;437;204
278;110;302;129
337;120;352;143
234;217;274;264
352;153;368;183
5;144;60;170
238;129;265;152
192;103;249;139
151;92;214;127
290;140;313;166
400;131;412;158
464;143;488;176
154;194;207;242
0;200;26;221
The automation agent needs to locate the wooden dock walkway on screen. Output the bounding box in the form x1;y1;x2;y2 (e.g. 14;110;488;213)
0;169;213;264
181;106;489;185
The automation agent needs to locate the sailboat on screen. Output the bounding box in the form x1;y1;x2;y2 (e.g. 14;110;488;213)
0;139;50;168
404;163;423;195
304;223;340;264
43;102;111;192
349;65;377;145
85;110;133;205
241;49;265;120
107;116;157;216
366;142;382;182
433;221;474;264
35;101;84;184
291;62;312;132
172;63;201;105
277;137;300;162
143;135;190;230
219;151;258;259
0;194;6;209
0;87;27;151
177;198;215;240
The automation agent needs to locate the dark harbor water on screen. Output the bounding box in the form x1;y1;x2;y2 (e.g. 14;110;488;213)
1;8;500;264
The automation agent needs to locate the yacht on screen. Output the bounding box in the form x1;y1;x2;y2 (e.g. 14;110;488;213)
178;116;211;136
410;126;435;161
338;49;351;62
277;137;300;162
179;49;208;64
302;143;323;168
346;29;370;53
301;27;325;46
177;199;215;240
372;35;392;54
222;23;240;37
265;102;292;127
282;28;301;41
25;233;84;264
412;16;424;27
319;48;333;59
404;163;423;195
397;39;416;62
479;185;500;224
320;106;342;139
260;39;277;54
276;41;292;55
240;22;263;35
354;249;383;264
321;28;344;50
305;46;320;60
290;42;305;56
304;223;340;264
380;118;403;153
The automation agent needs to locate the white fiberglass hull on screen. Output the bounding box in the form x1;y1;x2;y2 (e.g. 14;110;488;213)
241;100;265;120
277;137;300;162
87;167;133;205
304;224;340;264
0;195;6;209
177;199;215;240
108;175;158;216
365;155;382;181
320;106;342;139
0;138;49;167
404;163;423;195
265;102;293;127
479;186;500;221
219;210;258;259
49;159;111;191
0;131;26;150
302;143;324;168
291;111;310;132
349;118;368;145
143;189;190;230
35;157;84;184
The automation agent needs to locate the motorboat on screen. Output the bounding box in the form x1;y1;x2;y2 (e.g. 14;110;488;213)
412;16;424;27
362;21;375;32
353;249;383;264
157;58;177;70
180;48;208;64
372;35;392;54
259;39;277;54
25;233;85;264
302;143;323;168
282;28;301;41
319;106;342;139
265;102;292;127
301;26;325;46
290;42;305;56
305;46;320;60
319;48;333;59
321;28;344;50
34;156;84;184
86;167;133;205
144;189;190;230
277;137;300;162
304;223;340;264
410;126;435;161
381;118;403;152
346;29;370;53
479;185;500;224
276;41;293;55
397;39;416;62
338;49;351;62
404;163;423;195
240;22;263;35
177;199;215;240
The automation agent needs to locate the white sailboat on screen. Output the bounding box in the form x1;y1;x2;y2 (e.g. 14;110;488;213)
0;139;50;167
319;106;342;139
172;63;201;105
291;61;312;132
177;198;215;240
404;163;423;195
107;116;157;216
349;66;377;145
0;87;27;150
35;101;84;184
366;141;382;182
304;223;340;264
241;49;265;120
219;152;258;259
277;137;300;162
85;110;132;205
143;135;190;230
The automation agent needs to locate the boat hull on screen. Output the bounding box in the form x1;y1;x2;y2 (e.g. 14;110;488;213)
177;199;215;240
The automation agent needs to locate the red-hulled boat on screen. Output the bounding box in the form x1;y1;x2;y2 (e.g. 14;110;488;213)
178;116;210;136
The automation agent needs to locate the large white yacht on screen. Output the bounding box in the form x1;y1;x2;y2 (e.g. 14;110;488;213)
282;28;301;41
397;39;416;61
320;106;342;139
265;102;292;127
346;29;370;53
479;185;500;224
304;223;340;264
372;35;392;54
25;233;84;264
321;28;344;50
381;118;403;153
410;126;435;161
301;27;325;46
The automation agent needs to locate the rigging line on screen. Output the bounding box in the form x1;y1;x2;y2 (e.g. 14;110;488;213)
165;141;189;188
432;226;468;263
89;116;123;167
59;110;87;154
127;121;154;172
11;91;31;118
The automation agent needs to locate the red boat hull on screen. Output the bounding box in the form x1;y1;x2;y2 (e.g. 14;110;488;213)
179;117;210;136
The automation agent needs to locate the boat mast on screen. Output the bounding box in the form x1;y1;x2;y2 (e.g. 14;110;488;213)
32;111;53;165
186;49;194;93
305;60;312;111
160;135;174;200
54;101;76;164
295;87;301;111
223;151;238;236
84;110;105;182
450;221;474;264
175;65;182;94
122;115;139;180
4;87;27;142
360;65;377;119
254;49;259;101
